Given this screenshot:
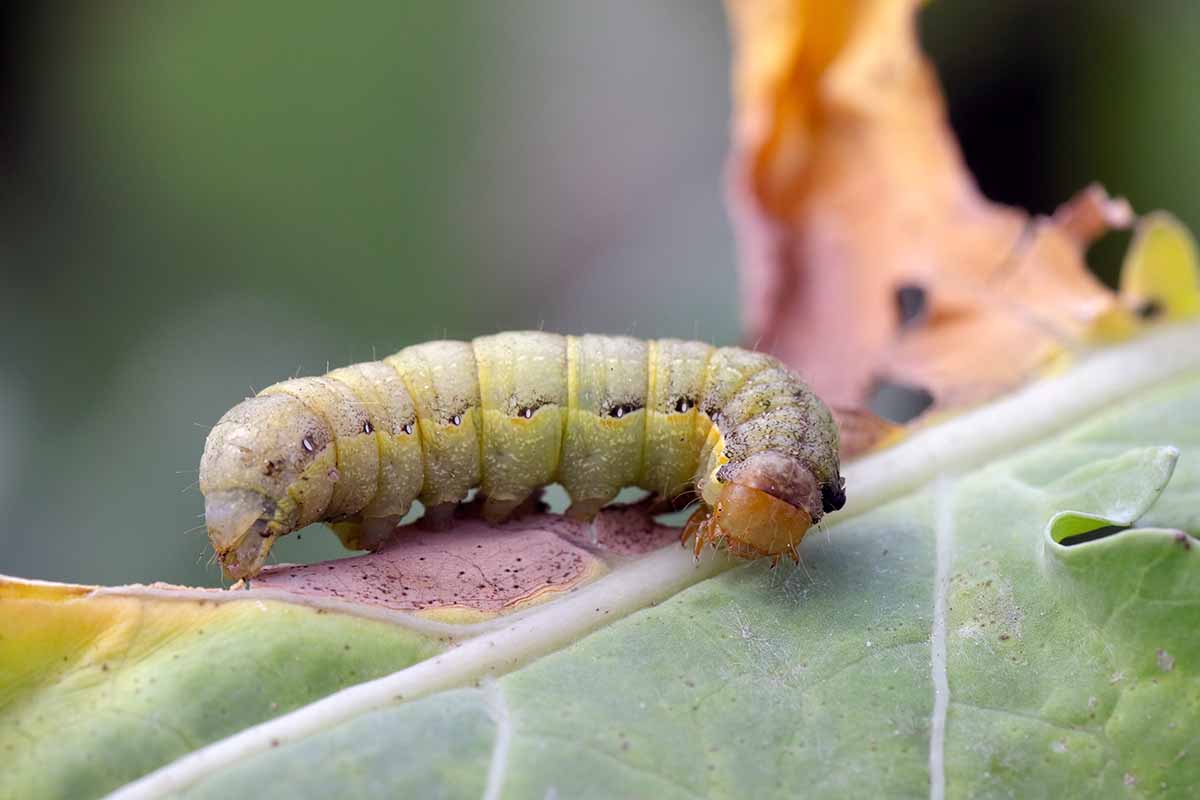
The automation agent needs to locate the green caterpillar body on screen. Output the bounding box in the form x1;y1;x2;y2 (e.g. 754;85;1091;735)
200;332;845;578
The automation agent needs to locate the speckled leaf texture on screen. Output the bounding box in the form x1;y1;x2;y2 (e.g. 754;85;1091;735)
0;322;1196;800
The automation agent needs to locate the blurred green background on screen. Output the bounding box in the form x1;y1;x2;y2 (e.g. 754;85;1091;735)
1;1;1196;586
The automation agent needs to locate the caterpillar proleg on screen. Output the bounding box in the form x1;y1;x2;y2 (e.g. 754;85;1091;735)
199;333;846;578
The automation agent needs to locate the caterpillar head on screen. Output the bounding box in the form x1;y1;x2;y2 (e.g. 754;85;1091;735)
687;451;846;561
199;394;336;579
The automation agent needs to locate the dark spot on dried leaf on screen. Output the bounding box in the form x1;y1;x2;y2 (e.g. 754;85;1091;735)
867;379;934;423
895;284;927;328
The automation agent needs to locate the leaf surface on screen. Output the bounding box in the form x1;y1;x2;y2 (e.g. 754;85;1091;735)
179;338;1200;800
2;323;1197;799
0;583;441;799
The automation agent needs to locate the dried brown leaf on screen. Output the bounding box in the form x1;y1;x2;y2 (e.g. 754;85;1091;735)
725;0;1139;415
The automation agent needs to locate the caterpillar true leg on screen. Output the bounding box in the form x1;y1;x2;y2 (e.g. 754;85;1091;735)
331;516;402;552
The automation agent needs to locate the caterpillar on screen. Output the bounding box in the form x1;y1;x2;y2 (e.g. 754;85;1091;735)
199;332;846;579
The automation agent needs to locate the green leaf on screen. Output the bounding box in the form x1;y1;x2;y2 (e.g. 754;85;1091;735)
0;585;442;800
2;323;1199;799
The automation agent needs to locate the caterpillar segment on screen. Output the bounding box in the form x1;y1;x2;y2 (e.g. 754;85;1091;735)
199;332;846;579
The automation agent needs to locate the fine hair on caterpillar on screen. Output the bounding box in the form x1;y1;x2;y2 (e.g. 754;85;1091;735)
199;332;846;578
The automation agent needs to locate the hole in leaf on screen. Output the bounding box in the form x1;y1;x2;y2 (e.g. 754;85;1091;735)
1057;524;1130;547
